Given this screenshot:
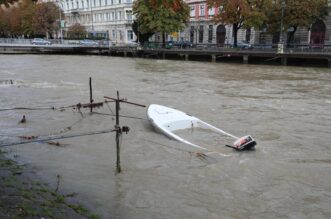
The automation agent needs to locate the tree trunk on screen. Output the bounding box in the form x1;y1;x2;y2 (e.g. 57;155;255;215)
287;26;297;48
162;31;166;48
233;24;239;48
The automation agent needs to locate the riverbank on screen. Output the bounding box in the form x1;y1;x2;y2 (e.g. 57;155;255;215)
0;149;99;219
0;43;330;68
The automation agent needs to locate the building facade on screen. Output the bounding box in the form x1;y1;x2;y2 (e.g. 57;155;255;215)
169;0;254;46
49;0;331;46
48;0;135;43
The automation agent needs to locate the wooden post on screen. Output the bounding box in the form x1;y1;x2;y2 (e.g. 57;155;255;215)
115;91;121;173
89;77;93;113
185;54;189;61
243;55;249;64
211;54;216;63
281;56;287;66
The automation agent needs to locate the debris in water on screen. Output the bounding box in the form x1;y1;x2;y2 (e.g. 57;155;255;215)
19;115;26;123
19;135;38;140
190;151;208;160
46;141;66;147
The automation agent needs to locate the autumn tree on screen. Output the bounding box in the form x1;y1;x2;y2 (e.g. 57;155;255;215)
132;20;154;43
67;23;87;39
266;0;328;45
0;0;18;7
207;0;271;47
133;0;190;46
20;0;35;37
32;2;60;38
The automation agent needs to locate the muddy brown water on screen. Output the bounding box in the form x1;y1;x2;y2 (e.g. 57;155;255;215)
1;55;331;218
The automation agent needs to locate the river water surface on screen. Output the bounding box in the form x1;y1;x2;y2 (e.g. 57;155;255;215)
1;55;331;218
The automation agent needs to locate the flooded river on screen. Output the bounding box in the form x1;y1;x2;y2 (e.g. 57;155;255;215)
1;55;331;218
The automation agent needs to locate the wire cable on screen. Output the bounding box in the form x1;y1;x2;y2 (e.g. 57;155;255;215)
0;129;115;148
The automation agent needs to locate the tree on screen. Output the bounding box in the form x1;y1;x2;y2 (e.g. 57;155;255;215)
133;0;190;46
207;0;271;47
0;9;9;37
67;23;87;39
32;2;60;38
266;0;328;45
20;0;35;37
132;20;154;44
0;0;18;7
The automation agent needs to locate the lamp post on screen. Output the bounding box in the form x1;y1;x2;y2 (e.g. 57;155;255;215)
57;0;63;44
90;0;94;37
278;0;286;53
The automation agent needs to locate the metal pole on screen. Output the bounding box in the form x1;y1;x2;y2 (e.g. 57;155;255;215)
115;8;117;44
89;77;93;113
90;0;94;35
58;0;63;44
278;0;285;53
280;1;285;44
115;91;121;173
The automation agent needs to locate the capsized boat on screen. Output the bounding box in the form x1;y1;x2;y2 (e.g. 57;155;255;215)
147;104;256;151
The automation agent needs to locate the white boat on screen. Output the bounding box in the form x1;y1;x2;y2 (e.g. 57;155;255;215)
147;104;256;151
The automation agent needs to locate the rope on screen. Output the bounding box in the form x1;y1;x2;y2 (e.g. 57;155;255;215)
0;100;115;112
92;112;147;120
0;129;115;148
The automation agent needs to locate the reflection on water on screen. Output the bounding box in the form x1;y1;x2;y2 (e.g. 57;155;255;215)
1;55;331;218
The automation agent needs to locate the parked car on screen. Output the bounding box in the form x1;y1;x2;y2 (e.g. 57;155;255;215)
231;41;253;49
166;40;193;49
127;40;140;47
177;41;193;48
79;39;98;46
31;38;51;45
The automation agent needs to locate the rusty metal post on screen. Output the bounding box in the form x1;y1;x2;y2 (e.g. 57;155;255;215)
89;77;93;113
115;91;121;173
103;93;146;173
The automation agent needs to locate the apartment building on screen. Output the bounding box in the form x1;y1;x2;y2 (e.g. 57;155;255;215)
175;0;255;46
50;0;330;46
50;0;135;43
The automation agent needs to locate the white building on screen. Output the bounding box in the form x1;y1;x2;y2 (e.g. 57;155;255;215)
49;0;136;43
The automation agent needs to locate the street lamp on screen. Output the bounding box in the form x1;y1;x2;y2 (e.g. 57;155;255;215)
56;0;63;44
278;0;286;53
90;0;94;36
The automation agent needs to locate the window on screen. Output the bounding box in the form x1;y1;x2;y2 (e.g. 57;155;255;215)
190;26;195;43
208;7;215;16
118;11;122;20
127;30;133;41
190;5;195;17
126;11;132;21
199;25;204;43
112;30;116;40
208;25;213;43
199;4;205;16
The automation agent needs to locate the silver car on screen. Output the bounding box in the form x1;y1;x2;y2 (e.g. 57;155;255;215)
79;39;98;46
31;38;51;45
